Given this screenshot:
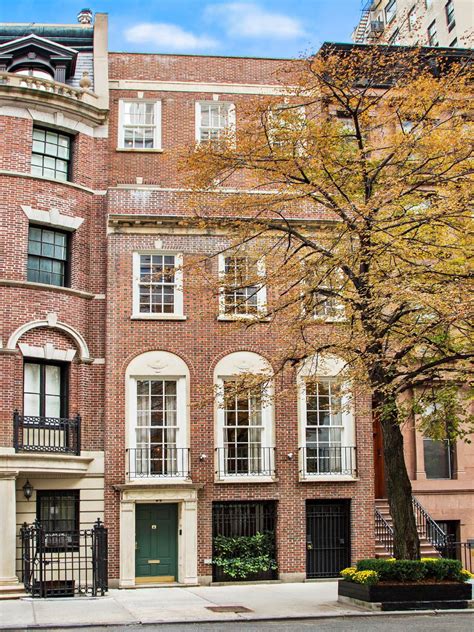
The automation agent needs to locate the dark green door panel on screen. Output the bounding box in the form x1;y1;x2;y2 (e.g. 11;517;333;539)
135;503;178;579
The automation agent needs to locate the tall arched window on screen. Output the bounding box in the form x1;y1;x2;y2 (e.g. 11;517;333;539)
126;351;190;479
214;352;274;480
298;355;356;479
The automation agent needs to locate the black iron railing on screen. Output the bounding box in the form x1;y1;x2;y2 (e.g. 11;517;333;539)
300;446;356;478
20;518;108;598
126;447;190;478
215;446;275;479
412;496;448;552
375;507;394;555
440;542;473;572
13;411;81;455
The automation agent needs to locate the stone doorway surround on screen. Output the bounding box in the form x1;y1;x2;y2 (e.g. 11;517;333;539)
117;483;199;588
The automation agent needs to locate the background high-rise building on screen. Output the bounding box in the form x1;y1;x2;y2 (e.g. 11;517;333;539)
352;0;473;47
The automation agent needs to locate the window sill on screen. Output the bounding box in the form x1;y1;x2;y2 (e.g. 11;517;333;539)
131;313;187;321
0;278;95;299
215;476;277;484
217;314;270;322
116;148;164;153
299;475;358;482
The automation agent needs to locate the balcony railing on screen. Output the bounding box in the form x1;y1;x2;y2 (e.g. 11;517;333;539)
126;447;190;479
215;447;275;479
13;411;81;455
299;446;357;478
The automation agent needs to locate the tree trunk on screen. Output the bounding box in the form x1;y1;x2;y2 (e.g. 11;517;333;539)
376;394;421;560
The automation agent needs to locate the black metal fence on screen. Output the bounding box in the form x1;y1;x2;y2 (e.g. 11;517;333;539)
126;447;190;478
212;501;277;582
20;519;108;597
440;541;473;572
215;447;275;479
14;411;81;455
412;496;448;553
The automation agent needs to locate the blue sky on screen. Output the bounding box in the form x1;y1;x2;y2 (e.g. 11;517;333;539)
1;1;363;58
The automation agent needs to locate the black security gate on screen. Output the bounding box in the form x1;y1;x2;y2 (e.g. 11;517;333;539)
212;501;277;582
306;500;351;578
20;518;108;597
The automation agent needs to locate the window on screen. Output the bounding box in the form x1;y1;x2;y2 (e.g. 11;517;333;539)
133;252;183;318
27;225;69;287
408;6;417;31
445;1;455;29
37;490;79;550
385;0;397;24
424;438;454;479
219;255;266;318
15;67;54;79
127;351;189;479
134;379;184;476
425;0;433;8
214;352;274;479
196;101;235;142
24;361;67;418
267;104;306;151
298;356;355;478
31;128;71;181
450;37;458;46
118;100;161;150
311;277;344;320
427;20;438;46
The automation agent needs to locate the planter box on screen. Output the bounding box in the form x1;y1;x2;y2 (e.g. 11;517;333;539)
338;580;471;611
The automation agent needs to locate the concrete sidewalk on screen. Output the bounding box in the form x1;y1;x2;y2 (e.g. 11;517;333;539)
1;581;473;629
0;581;367;628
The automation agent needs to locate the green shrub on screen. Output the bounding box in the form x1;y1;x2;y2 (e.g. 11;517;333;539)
356;557;470;583
212;532;277;579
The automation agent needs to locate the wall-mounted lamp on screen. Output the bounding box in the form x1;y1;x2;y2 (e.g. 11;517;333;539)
22;479;34;501
199;454;207;462
287;453;294;460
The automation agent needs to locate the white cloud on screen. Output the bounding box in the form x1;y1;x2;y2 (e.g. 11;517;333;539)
205;2;306;39
125;23;219;52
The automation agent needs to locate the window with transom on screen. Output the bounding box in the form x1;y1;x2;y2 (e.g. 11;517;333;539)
135;379;181;476
196;101;235;142
31;128;71;181
133;252;183;318
219;255;266;318
118;100;161;150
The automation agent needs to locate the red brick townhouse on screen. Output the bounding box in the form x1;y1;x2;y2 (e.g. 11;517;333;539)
0;10;471;597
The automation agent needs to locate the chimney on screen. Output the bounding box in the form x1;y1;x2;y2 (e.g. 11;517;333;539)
77;8;93;24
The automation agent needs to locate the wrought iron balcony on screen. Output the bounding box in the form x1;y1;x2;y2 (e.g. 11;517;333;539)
13;411;81;455
215;446;276;479
299;446;357;478
126;447;191;479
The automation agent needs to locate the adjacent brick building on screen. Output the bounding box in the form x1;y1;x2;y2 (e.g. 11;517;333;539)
0;10;471;597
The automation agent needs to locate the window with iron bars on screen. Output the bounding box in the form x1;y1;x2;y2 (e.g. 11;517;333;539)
36;490;79;550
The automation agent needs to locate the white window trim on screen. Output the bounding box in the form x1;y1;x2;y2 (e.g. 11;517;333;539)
195;100;236;144
297;356;356;481
118;99;162;151
214;352;275;482
125;351;190;482
132;251;185;320
267;104;306;151
217;253;267;321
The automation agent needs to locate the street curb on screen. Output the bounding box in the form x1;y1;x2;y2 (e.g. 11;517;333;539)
2;607;474;630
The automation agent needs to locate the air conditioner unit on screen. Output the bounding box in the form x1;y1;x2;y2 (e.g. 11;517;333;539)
370;20;384;33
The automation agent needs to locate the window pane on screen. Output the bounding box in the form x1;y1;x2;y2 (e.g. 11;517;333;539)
45;365;61;396
424;439;451;478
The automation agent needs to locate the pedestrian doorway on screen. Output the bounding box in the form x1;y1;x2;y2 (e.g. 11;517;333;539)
135;503;178;583
306;500;351;578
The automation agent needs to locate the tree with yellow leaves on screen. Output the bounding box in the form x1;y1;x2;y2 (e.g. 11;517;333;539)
183;44;473;559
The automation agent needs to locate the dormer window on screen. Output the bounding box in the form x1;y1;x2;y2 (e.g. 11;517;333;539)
0;34;78;84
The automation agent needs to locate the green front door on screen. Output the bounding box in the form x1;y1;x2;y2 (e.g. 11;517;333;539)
135;503;178;581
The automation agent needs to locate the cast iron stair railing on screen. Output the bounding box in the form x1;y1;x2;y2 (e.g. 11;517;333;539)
375;507;394;556
411;495;449;553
